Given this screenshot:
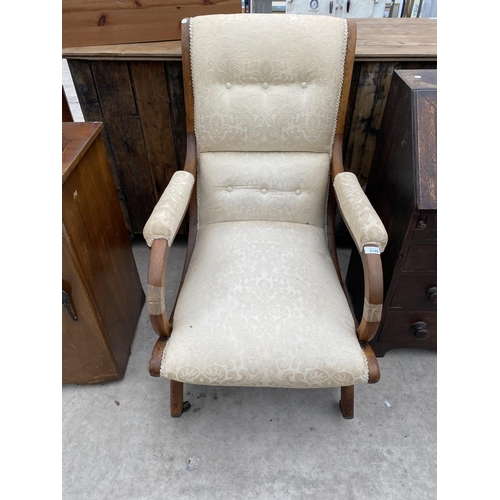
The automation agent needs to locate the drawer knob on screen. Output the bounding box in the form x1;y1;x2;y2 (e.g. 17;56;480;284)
411;321;429;340
426;287;437;304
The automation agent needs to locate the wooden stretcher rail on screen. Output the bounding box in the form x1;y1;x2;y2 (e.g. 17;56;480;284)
62;18;437;62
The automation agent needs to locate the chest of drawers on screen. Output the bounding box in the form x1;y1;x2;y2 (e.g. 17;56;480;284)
346;69;437;356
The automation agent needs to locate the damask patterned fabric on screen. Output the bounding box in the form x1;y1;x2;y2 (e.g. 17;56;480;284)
190;14;347;153
161;221;369;388
143;171;194;247
198;151;330;228
334;172;388;253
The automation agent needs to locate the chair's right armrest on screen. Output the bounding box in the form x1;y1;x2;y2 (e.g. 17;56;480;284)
333;172;387;254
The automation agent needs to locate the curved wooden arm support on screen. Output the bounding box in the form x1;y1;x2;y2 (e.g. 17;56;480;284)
147;113;198;374
146;126;198;338
356;249;383;343
361;343;380;383
148;337;168;377
147;239;172;338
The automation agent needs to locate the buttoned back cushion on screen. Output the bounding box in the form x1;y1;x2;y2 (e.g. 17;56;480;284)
198;152;330;228
190;14;347;153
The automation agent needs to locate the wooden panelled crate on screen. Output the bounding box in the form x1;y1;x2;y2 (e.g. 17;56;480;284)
65;18;437;235
68;59;187;234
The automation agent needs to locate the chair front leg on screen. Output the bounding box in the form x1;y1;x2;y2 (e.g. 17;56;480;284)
340;385;354;419
170;380;191;418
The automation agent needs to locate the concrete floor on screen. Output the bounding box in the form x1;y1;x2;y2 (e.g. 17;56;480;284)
62;60;436;499
62;235;437;500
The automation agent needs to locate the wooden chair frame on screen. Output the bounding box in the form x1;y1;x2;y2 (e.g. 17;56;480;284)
147;19;381;419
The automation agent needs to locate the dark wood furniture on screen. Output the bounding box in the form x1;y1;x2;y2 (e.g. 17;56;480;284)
62;122;145;384
346;69;437;357
63;18;437;235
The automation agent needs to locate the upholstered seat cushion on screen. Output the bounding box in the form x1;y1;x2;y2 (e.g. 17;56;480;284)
161;221;369;388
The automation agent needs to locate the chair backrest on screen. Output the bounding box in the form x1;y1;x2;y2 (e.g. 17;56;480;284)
185;14;353;229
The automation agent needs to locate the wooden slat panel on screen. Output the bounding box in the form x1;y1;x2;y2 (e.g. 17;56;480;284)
62;0;241;48
355;18;437;61
62;18;437;61
166;62;187;171
63;40;183;61
67;59;132;234
130;61;178;200
91;60;156;233
345;61;396;185
343;62;361;159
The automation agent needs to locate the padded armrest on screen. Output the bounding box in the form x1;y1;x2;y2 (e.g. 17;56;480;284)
334;172;388;253
143;171;195;247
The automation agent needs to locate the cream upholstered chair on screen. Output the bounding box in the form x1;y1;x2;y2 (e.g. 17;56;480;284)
143;14;388;419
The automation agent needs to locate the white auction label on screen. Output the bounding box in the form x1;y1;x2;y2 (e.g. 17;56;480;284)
364;246;381;255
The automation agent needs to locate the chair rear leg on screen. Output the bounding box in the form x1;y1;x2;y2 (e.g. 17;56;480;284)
170;380;191;417
340;385;354;419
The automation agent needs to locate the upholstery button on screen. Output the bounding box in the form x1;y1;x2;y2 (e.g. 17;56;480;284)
227;186;233;192
295;189;301;195
225;82;232;89
261;188;268;194
301;82;308;89
262;82;269;89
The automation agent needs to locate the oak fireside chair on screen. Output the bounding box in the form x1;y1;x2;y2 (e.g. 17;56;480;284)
143;14;388;419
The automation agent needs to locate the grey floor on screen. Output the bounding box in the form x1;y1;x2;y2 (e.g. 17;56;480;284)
62;62;436;499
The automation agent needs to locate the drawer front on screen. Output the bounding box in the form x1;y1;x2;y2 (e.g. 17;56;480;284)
403;244;436;271
377;310;437;349
390;273;437;308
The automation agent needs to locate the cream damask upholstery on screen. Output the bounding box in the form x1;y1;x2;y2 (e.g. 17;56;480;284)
143;171;195;247
190;14;347;153
198;152;330;228
334;172;388;253
144;15;385;415
161;221;368;387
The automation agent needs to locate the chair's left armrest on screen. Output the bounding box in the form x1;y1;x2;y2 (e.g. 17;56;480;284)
143;170;195;248
143;170;195;340
334;172;388;343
